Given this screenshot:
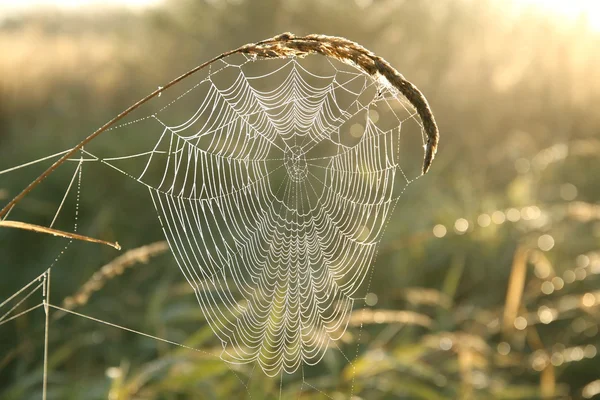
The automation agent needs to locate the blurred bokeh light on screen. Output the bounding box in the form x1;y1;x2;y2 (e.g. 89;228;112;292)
1;0;599;399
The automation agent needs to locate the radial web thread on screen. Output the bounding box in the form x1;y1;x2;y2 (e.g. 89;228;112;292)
6;53;424;377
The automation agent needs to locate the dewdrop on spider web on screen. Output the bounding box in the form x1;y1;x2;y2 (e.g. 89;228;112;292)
0;33;439;377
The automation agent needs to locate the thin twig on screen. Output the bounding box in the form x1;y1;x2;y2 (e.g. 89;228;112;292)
42;269;50;400
59;241;169;315
349;308;432;328
0;220;120;250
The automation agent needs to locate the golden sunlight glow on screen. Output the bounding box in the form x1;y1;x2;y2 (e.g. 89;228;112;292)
513;0;600;31
0;0;162;14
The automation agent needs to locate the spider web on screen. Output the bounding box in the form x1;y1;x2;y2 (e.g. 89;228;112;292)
0;51;427;393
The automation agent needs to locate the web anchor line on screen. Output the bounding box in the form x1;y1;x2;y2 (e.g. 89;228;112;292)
0;271;255;397
42;270;50;400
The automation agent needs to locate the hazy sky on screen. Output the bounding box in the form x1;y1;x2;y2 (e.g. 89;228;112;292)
0;0;162;16
514;0;600;30
1;0;599;32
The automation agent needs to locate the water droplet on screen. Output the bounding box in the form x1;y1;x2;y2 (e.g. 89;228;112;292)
551;276;564;290
576;254;590;268
538;234;555;251
531;351;548;371
570;347;584;361
350;123;364;138
471;371;489;389
551;352;564;366
433;224;447;238
105;367;122;379
521;206;541;220
514;316;528;330
497;342;511;355
534;261;551;279
365;292;378;306
439;337;453;351
560;183;578;201
538;306;555;324
575;267;587;280
477;214;491;227
491;211;506;224
583;380;600;398
541;281;554;295
582;293;596;307
357;225;371;242
591;260;600;274
368;109;379;124
506;208;521;222
454;218;469;234
563;270;576;283
584;345;597;358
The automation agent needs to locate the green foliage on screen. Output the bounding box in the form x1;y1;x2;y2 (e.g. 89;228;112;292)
1;0;599;398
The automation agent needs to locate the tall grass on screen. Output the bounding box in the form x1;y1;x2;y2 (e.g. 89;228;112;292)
1;0;599;398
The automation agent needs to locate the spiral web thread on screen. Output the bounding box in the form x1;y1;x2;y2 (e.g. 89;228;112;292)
0;47;428;388
94;53;421;376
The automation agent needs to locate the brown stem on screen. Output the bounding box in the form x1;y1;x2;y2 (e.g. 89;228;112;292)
0;48;241;220
0;220;120;250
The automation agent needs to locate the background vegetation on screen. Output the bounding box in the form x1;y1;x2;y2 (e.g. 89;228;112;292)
1;0;599;398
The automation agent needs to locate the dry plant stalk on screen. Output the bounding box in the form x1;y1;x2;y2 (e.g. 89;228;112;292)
0;220;120;250
568;201;600;221
502;247;558;397
60;241;169;313
526;322;556;398
404;287;452;308
349;308;433;328
502;246;529;336
0;33;439;248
